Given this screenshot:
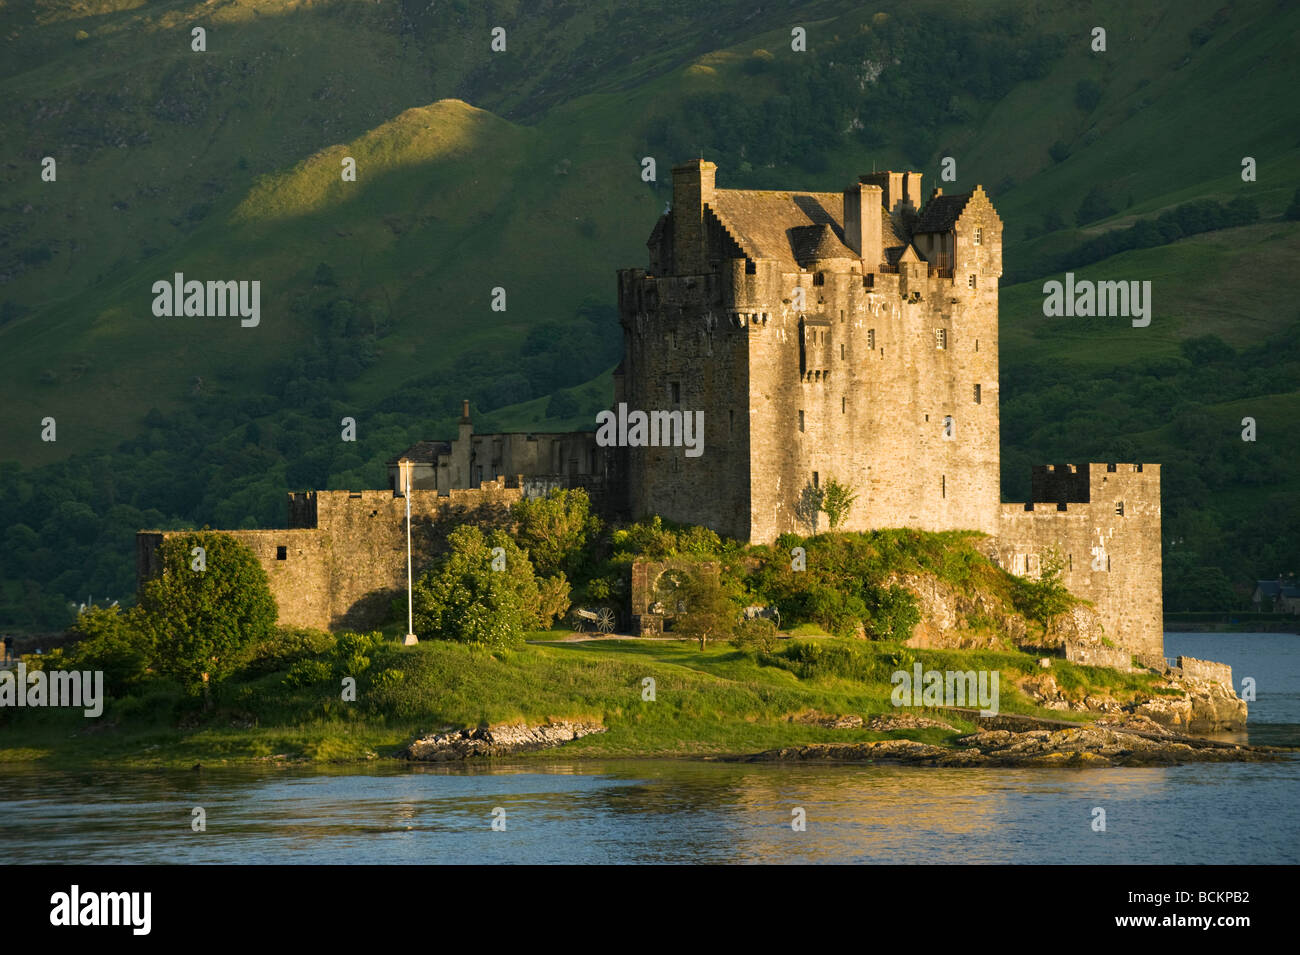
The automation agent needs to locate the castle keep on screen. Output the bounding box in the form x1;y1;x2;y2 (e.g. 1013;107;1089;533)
137;161;1163;664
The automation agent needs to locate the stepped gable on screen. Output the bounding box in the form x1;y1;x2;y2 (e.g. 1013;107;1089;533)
708;188;901;270
914;191;973;234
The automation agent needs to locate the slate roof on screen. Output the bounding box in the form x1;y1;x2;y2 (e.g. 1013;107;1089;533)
387;440;450;466
914;192;973;234
1254;581;1300;599
708;189;902;271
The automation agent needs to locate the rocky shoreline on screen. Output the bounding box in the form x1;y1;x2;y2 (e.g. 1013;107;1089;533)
745;723;1288;767
403;720;605;760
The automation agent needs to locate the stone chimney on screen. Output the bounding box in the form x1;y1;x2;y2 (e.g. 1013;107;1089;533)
860;170;922;216
843;182;884;266
671;159;717;275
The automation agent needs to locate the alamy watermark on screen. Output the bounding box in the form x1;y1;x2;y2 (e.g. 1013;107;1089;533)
151;273;260;327
1042;272;1150;327
595;403;704;457
0;663;103;717
891;662;999;716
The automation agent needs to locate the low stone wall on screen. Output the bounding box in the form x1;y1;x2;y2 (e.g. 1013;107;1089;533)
1064;640;1132;670
1177;656;1233;687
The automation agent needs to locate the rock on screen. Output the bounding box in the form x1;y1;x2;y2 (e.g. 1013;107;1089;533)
792;710;864;729
744;723;1282;767
866;714;955;732
405;720;605;761
1038;658;1051;668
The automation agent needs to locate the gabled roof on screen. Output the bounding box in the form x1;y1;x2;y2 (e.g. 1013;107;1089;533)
708;189;902;271
914;192;973;234
1255;581;1300;598
791;222;852;264
387;440;450;466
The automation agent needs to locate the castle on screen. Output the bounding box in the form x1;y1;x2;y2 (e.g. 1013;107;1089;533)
138;161;1164;665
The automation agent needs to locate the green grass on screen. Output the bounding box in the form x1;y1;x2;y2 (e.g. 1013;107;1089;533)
0;634;1168;769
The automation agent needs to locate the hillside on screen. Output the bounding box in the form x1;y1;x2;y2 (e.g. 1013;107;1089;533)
1;0;1299;625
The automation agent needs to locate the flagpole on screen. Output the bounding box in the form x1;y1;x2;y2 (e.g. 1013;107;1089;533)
403;459;418;645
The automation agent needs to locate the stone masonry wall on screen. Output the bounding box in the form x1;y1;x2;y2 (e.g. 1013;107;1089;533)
138;483;522;632
995;463;1163;665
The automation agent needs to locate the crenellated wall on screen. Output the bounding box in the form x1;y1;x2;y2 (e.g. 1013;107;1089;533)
138;483;522;632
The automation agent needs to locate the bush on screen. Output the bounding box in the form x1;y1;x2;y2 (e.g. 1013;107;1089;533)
731;617;779;653
413;526;547;649
283;659;332;688
137;532;278;695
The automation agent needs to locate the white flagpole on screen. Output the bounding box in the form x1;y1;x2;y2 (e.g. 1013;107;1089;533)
403;459;418;645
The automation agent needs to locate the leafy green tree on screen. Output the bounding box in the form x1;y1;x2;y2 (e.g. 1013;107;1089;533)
65;605;153;695
137;532;277;695
414;525;564;649
1013;549;1074;636
821;477;859;530
511;487;600;578
671;567;737;650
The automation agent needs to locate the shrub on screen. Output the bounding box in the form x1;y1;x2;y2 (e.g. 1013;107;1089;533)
731;617;779;653
137;532;278;695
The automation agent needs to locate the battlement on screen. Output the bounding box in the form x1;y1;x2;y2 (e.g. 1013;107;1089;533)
1025;463;1161;508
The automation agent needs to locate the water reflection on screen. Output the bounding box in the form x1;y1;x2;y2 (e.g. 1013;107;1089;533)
0;758;1295;864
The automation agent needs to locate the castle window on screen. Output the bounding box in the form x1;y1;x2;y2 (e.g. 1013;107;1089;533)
729;409;734;436
935;328;947;350
941;474;946;499
842;396;846;414
276;546;287;561
1068;553;1073;571
974;383;981;404
1134;463;1143;473
671;382;680;404
813;471;819;488
1115;501;1124;516
1107;463;1117;472
974;227;983;246
746;259;756;275
867;329;876;350
799;410;805;432
670;329;677;349
967;274;977;289
840;343;845;360
813;272;825;286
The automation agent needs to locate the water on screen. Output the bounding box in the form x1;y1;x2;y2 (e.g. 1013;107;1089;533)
1;632;1296;864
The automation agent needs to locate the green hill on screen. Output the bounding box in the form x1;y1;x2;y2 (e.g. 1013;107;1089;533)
2;0;1298;625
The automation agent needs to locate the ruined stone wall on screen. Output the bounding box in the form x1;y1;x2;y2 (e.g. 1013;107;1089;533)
137;484;523;632
995;464;1163;665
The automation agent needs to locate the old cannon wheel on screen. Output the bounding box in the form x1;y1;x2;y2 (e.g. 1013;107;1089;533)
595;607;616;633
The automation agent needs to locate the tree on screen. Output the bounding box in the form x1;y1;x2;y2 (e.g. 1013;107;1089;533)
1074;78;1102;112
512;487;601;579
137;532;277;695
821;477;859;530
671;567;737;650
65;605;153;695
414;525;564;649
1013;549;1074;637
1076;186;1116;226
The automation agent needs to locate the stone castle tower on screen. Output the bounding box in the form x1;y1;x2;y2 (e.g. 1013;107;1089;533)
616;161;1163;664
617;160;1004;542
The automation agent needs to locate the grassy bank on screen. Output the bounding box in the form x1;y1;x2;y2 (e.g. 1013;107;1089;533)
0;632;1169;770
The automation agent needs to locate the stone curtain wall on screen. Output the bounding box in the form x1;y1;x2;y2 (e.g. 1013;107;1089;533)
138;483;522;631
996;463;1164;666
